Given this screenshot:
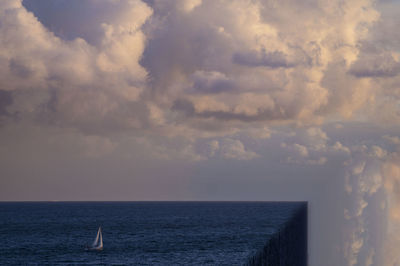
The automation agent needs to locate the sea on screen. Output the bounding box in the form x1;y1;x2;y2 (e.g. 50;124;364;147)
0;202;303;265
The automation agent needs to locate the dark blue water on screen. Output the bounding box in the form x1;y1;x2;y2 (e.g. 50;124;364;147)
0;202;302;265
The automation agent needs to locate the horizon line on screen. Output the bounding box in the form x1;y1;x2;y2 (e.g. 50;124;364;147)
0;200;308;203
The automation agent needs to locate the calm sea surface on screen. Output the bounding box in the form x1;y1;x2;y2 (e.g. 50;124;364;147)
0;202;302;265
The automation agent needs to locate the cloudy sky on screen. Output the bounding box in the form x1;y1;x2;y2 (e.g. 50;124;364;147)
1;0;400;265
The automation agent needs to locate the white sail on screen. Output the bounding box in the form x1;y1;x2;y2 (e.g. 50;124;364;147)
99;228;103;249
87;227;103;250
92;227;101;247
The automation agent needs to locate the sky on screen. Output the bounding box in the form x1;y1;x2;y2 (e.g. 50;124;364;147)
1;0;400;265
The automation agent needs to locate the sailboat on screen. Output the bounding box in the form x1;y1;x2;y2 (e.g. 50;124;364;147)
86;226;103;251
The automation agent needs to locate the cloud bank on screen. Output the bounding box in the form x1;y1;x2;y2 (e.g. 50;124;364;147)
1;0;400;265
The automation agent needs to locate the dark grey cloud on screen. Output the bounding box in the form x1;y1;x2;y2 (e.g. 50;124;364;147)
233;49;294;68
191;71;237;93
349;54;400;78
172;98;293;122
0;90;12;116
9;58;35;79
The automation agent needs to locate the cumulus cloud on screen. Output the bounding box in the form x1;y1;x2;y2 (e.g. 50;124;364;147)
349;53;400;78
383;135;400;145
1;0;390;133
343;153;383;266
233;49;298;68
0;90;12;116
280;126;352;166
382;157;400;266
0;0;152;131
140;0;380;127
206;140;219;157
191;71;236;94
219;138;259;160
1;0;400;265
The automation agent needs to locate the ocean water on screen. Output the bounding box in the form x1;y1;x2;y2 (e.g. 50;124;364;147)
0;202;303;265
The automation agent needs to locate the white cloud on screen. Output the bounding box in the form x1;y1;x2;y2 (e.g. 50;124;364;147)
0;0;152;130
219;138;259;160
1;1;400;265
383;135;400;145
141;0;380;128
293;143;309;157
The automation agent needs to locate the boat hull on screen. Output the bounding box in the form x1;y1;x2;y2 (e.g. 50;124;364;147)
85;246;103;251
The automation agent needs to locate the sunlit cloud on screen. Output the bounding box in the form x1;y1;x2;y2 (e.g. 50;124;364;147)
1;0;400;265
